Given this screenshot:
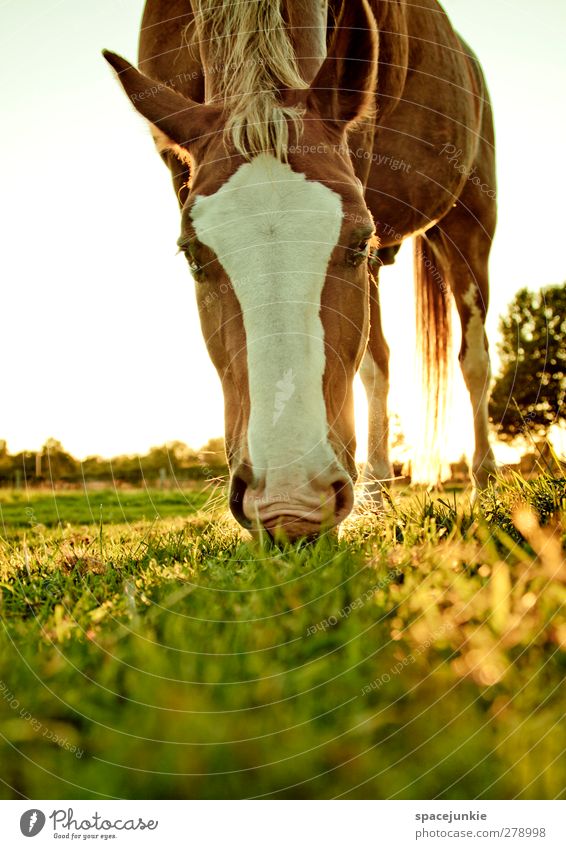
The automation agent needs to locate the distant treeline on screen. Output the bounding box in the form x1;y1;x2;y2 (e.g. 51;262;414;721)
0;438;227;487
1;437;561;489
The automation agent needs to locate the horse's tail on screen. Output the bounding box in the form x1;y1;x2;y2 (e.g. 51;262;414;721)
413;232;452;484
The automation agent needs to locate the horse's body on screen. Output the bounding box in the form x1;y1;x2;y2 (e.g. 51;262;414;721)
106;0;497;537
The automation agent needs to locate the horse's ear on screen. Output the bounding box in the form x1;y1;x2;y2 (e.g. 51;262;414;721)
103;50;216;151
307;0;377;127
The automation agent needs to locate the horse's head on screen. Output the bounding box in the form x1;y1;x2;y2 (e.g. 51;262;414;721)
105;1;378;540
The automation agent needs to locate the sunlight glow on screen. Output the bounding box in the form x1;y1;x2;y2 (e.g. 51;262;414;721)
1;0;565;463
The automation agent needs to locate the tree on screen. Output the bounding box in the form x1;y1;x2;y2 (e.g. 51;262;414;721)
198;437;226;467
0;440;13;483
489;284;566;443
140;442;199;480
40;438;78;480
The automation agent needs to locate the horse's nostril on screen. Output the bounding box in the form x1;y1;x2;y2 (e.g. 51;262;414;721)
331;476;355;521
229;475;252;529
332;480;346;510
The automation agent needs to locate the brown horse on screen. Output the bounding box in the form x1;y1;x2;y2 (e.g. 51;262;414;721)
104;0;497;540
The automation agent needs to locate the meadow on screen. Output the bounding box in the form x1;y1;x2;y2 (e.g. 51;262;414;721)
0;476;564;799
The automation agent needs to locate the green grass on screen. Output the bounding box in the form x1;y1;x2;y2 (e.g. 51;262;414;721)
0;487;210;533
0;477;564;799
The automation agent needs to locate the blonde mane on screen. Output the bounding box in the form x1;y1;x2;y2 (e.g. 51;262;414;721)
192;0;309;159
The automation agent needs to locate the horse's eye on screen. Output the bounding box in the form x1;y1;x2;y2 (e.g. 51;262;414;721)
185;253;203;277
347;240;370;267
177;238;205;279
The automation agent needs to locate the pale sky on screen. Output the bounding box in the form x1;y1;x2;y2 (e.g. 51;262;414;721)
1;0;565;462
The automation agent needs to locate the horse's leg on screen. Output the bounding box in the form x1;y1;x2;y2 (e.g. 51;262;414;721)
359;266;392;502
427;193;497;490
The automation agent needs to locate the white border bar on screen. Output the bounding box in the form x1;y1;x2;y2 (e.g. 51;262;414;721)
1;800;564;848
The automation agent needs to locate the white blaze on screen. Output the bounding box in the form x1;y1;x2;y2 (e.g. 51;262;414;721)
192;154;343;488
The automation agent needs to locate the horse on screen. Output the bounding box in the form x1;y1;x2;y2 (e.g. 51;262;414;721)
104;0;497;540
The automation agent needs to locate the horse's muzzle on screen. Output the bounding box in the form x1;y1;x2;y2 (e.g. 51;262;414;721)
229;467;354;541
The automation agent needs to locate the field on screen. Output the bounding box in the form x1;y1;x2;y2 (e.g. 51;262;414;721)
0;476;565;799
